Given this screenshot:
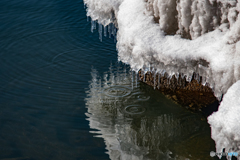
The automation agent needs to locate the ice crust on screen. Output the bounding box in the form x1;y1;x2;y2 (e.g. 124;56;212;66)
208;80;240;159
84;0;240;99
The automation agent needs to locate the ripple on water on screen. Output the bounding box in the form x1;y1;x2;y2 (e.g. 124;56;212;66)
102;86;132;98
0;24;116;99
124;105;146;115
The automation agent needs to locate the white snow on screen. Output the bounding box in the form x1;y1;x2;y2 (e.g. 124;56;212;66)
208;80;240;159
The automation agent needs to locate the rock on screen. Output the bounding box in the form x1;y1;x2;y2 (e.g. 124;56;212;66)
138;70;218;111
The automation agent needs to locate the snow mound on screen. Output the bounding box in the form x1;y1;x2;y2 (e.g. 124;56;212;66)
208;80;240;159
84;0;240;99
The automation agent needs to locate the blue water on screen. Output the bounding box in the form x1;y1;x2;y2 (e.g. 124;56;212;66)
0;0;115;159
0;0;218;160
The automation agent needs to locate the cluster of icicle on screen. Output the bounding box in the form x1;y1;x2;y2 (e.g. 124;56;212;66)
84;0;119;42
146;0;240;40
89;18;117;42
84;0;240;101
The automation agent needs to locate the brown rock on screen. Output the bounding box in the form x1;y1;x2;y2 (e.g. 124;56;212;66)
138;70;217;111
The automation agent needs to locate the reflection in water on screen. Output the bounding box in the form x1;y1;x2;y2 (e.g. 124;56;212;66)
85;63;216;160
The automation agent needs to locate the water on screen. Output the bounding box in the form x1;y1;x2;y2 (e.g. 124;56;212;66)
0;0;217;160
86;64;218;160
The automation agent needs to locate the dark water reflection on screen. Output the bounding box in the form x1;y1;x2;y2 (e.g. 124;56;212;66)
0;0;115;159
85;64;217;160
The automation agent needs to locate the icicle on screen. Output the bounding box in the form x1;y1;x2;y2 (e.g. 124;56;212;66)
124;65;126;80
154;72;156;90
91;20;94;33
161;70;166;77
181;73;185;80
104;25;107;37
186;73;192;82
195;73;200;83
98;23;102;42
108;23;112;38
87;16;89;22
114;31;117;43
143;72;146;82
112;24;115;36
158;73;161;89
201;76;206;86
181;74;186;87
93;20;96;30
111;25;117;42
136;71;138;87
132;70;134;90
169;75;172;85
175;72;179;81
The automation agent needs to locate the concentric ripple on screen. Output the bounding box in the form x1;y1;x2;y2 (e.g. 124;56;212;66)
103;86;132;98
124;105;146;115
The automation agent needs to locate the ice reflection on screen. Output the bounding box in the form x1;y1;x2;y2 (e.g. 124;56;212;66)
85;63;216;160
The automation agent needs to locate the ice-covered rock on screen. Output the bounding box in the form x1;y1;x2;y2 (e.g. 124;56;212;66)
208;80;240;159
84;0;240;100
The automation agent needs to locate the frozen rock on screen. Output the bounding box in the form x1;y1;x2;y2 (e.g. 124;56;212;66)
208;80;240;159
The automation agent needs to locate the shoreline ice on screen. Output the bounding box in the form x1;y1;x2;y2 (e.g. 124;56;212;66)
208;80;240;159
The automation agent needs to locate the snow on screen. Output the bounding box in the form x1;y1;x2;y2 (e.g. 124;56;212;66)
208;80;240;159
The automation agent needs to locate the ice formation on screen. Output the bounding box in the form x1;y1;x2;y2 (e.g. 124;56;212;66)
208;80;240;159
84;0;240;99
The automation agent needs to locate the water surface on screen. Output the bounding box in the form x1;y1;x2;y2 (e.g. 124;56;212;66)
0;0;115;159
